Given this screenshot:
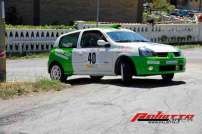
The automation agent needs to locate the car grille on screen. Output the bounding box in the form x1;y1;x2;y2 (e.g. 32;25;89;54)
155;52;168;57
154;52;181;57
159;65;183;71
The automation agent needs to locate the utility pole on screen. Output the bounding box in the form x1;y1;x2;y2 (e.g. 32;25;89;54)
137;0;144;23
33;0;40;25
0;0;6;82
96;0;100;27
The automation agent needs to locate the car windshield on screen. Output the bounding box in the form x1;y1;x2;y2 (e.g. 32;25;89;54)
107;31;149;43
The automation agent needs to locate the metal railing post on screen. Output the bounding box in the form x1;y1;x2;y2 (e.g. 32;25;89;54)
0;0;6;82
96;0;100;27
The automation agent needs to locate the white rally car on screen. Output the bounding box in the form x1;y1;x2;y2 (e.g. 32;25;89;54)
48;27;186;83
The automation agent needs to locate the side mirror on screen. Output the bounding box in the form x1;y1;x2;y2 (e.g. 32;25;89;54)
97;40;110;47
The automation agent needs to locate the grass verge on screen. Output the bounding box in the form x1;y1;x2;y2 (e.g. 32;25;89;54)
173;44;202;49
0;79;68;100
6;24;74;29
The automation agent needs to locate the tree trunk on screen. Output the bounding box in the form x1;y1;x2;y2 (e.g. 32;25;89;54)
137;0;144;23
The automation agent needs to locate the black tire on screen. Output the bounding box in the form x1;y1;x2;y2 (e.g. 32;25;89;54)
120;61;133;83
161;74;174;82
50;63;67;82
90;76;103;81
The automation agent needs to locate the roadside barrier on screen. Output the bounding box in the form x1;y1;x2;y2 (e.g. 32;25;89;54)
6;23;202;54
78;23;199;44
6;29;71;54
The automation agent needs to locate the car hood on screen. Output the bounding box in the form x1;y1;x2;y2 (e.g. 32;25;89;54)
116;42;178;53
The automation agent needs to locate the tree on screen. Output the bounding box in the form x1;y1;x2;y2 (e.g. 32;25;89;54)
153;0;168;9
150;0;175;12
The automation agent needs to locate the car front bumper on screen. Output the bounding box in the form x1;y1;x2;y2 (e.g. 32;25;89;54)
130;56;186;76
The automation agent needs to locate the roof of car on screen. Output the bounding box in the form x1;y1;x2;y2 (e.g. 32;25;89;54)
73;27;131;33
60;27;133;37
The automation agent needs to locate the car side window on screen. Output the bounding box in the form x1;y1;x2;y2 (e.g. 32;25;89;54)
59;32;80;48
80;31;107;48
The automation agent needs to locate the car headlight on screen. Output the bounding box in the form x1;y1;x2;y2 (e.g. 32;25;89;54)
139;47;154;56
175;49;183;57
178;50;184;56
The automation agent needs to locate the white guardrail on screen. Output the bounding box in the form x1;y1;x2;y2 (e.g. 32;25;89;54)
6;23;202;54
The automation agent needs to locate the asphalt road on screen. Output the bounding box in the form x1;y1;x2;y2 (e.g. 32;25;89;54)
7;58;49;82
1;48;202;134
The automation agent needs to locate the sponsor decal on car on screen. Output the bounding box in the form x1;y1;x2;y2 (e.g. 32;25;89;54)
166;60;178;65
55;49;70;60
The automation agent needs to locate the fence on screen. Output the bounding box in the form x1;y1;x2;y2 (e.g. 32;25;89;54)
6;29;71;54
78;23;201;43
6;23;202;54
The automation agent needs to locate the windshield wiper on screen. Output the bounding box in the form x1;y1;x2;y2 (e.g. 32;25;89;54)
116;40;133;43
135;40;149;42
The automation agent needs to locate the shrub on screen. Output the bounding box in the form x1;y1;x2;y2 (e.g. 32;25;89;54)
6;24;74;29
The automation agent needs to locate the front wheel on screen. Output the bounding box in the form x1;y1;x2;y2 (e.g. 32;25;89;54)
90;76;103;81
120;62;133;83
161;74;174;82
50;64;67;82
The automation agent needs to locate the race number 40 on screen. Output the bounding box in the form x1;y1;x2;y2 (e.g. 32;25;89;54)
88;53;96;64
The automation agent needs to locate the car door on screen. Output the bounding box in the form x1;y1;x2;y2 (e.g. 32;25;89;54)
72;30;98;75
57;32;80;75
96;48;114;75
73;30;112;75
95;32;114;75
73;30;114;75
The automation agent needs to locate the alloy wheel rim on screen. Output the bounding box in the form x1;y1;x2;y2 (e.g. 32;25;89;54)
51;65;61;80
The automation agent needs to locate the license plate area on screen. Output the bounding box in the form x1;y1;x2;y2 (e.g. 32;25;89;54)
159;65;183;71
159;65;176;71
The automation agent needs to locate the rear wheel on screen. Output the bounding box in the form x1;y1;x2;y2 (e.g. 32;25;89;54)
161;74;174;82
120;62;133;83
90;76;103;81
50;64;67;82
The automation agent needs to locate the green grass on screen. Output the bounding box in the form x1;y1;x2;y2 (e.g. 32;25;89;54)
6;24;74;29
32;79;66;92
5;21;97;29
0;79;68;99
174;44;202;49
